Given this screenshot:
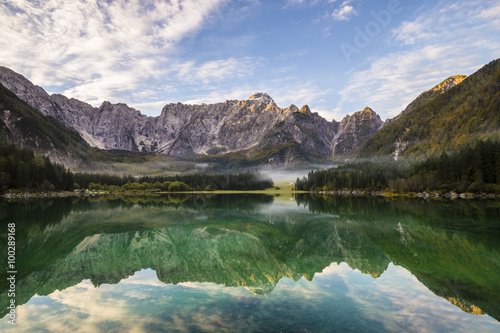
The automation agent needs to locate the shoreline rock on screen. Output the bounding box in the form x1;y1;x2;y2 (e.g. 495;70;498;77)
309;189;499;199
1;190;91;200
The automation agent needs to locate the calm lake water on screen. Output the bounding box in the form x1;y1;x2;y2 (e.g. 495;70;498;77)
1;194;499;332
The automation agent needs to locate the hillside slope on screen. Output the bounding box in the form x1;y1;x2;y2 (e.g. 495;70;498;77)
359;59;500;158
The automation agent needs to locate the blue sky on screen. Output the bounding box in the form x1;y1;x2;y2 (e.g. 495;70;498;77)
1;0;499;121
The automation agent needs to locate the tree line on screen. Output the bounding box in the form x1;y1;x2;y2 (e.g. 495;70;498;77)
0;142;273;192
0;142;74;191
295;140;500;194
78;171;273;192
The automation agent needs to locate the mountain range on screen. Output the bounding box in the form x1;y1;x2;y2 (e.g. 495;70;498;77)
0;58;499;167
0;65;382;166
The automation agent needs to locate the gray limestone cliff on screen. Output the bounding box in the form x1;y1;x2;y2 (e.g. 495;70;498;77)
0;67;385;163
334;107;384;155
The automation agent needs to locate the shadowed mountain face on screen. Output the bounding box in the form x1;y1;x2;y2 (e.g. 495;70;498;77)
0;83;92;166
0;195;499;321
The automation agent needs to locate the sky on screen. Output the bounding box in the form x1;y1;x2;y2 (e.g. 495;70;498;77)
0;0;499;121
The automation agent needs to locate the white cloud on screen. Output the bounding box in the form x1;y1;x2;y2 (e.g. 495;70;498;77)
129;100;170;113
336;0;500;120
288;0;358;22
285;0;325;7
331;2;356;21
270;81;331;110
314;106;348;122
0;0;228;108
182;86;255;105
173;57;262;85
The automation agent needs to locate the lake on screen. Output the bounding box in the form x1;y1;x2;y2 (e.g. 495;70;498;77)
1;194;499;332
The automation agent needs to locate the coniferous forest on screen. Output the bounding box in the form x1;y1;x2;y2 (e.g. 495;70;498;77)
0;142;74;191
0;142;273;193
3;139;500;194
295;140;500;194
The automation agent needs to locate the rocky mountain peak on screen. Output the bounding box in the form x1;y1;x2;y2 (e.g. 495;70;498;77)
246;93;277;106
341;107;382;127
354;107;381;123
299;105;311;114
285;104;299;113
332;107;384;156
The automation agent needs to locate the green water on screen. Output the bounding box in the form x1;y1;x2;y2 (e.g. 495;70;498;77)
0;194;499;332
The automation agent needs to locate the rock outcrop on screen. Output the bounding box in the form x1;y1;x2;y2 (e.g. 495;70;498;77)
333;107;384;155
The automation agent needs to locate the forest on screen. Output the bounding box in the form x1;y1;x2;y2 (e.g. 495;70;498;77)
0;142;273;192
3;139;500;194
75;171;273;192
295;140;500;194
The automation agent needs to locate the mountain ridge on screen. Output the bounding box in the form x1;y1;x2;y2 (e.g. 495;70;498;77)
0;66;384;165
389;74;468;123
358;58;500;158
1;59;498;167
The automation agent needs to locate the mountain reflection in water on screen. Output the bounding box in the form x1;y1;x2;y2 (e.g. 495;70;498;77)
0;194;499;332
